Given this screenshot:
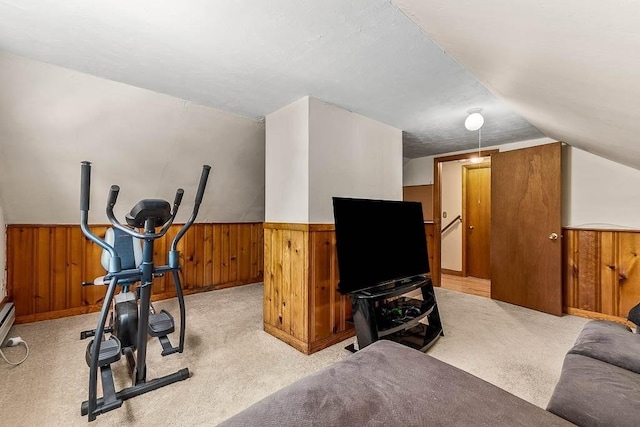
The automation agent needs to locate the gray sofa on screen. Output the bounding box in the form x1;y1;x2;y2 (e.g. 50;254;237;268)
546;319;640;427
220;321;640;426
219;340;571;426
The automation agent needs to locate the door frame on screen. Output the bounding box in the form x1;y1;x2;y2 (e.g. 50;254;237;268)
462;161;491;278
433;150;498;286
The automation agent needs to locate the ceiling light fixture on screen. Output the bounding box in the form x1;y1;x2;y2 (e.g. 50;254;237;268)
465;108;484;163
464;108;484;131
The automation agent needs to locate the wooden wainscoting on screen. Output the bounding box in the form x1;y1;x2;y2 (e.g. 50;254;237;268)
263;223;354;355
563;227;640;325
7;223;264;323
425;222;436;281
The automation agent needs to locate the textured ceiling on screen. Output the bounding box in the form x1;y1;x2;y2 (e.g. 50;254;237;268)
395;0;640;169
0;0;542;158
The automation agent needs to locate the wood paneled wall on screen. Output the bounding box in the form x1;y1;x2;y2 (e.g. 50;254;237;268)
263;223;354;355
563;227;640;323
7;223;264;323
425;222;436;280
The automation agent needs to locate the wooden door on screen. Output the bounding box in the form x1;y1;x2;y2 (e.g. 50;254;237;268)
491;143;562;315
464;163;491;279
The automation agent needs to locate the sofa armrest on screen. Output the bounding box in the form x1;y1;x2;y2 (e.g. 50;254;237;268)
547;353;640;427
569;320;640;374
220;340;572;426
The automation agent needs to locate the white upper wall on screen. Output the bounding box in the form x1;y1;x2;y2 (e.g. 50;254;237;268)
564;146;640;229
0;52;265;224
265;97;402;224
309;98;402;223
403;156;434;186
265;97;310;223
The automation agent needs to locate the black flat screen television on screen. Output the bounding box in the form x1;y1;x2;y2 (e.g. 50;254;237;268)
332;197;429;295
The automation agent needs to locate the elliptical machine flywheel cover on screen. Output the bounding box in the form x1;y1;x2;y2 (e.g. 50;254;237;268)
114;300;139;350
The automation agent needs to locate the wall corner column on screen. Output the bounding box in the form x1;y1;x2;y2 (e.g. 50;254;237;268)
264;97;402;354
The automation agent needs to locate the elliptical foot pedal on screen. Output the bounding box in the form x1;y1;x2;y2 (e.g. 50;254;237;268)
86;336;122;367
158;335;179;356
148;310;175;337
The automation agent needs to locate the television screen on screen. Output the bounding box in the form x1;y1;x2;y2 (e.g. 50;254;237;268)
332;197;429;294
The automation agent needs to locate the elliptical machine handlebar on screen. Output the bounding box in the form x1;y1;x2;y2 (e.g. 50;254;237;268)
80;162;211;268
80;161;121;272
194;165;210;207
104;170;205;241
169;165;211;260
173;188;185;211
80;161;92;212
107;185;120;208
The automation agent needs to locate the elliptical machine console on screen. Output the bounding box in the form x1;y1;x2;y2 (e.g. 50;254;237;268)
78;161;210;422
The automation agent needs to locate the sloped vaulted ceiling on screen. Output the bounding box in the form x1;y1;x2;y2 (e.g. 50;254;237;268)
394;0;640;170
0;0;542;160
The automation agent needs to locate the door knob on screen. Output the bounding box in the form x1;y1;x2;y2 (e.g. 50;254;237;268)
549;232;559;240
469;225;474;230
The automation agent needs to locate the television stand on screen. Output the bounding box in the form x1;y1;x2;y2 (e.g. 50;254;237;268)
345;276;443;353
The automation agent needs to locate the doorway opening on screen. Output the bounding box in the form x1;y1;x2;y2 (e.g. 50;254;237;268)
434;150;497;297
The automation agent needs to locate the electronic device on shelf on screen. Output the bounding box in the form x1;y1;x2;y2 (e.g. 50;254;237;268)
380;302;422;323
332;197;429;295
331;197;443;353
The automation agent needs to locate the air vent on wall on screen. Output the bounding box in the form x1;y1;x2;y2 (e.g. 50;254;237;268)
0;302;16;346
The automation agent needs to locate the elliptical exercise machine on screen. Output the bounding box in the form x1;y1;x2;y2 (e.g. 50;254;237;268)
79;161;210;421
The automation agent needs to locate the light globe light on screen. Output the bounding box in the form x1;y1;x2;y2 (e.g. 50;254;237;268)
464;109;484;131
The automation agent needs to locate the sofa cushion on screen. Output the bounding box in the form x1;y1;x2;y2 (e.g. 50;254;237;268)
220;340;572;426
547;353;640;427
569;319;640;374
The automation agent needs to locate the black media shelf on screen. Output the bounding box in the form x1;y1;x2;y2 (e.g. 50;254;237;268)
375;296;435;338
345;275;443;353
383;323;443;352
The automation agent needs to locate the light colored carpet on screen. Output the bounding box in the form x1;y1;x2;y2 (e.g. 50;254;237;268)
425;288;588;407
0;283;588;426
